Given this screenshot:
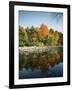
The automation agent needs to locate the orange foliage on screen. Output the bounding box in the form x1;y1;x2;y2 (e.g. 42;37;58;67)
37;24;49;37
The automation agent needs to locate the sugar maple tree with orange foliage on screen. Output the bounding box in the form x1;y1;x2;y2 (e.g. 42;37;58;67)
37;24;49;37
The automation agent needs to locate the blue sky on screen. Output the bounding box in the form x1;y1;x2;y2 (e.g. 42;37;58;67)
19;11;63;32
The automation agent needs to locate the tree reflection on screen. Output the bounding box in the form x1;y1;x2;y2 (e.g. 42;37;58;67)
19;47;63;72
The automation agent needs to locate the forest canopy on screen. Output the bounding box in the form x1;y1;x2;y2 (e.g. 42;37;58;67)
19;24;63;47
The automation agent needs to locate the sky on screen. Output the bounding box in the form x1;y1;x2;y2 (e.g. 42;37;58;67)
19;11;63;32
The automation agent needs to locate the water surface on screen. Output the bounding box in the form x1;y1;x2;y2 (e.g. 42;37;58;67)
19;47;63;79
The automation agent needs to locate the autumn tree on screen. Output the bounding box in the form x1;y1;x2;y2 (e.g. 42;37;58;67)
19;24;63;47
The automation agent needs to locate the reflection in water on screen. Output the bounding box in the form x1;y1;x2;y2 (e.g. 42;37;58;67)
19;47;63;79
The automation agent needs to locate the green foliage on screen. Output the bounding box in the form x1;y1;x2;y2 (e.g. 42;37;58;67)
19;25;63;46
49;28;54;34
19;26;29;46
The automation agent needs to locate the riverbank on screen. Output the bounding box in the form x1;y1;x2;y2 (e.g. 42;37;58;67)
19;46;63;54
